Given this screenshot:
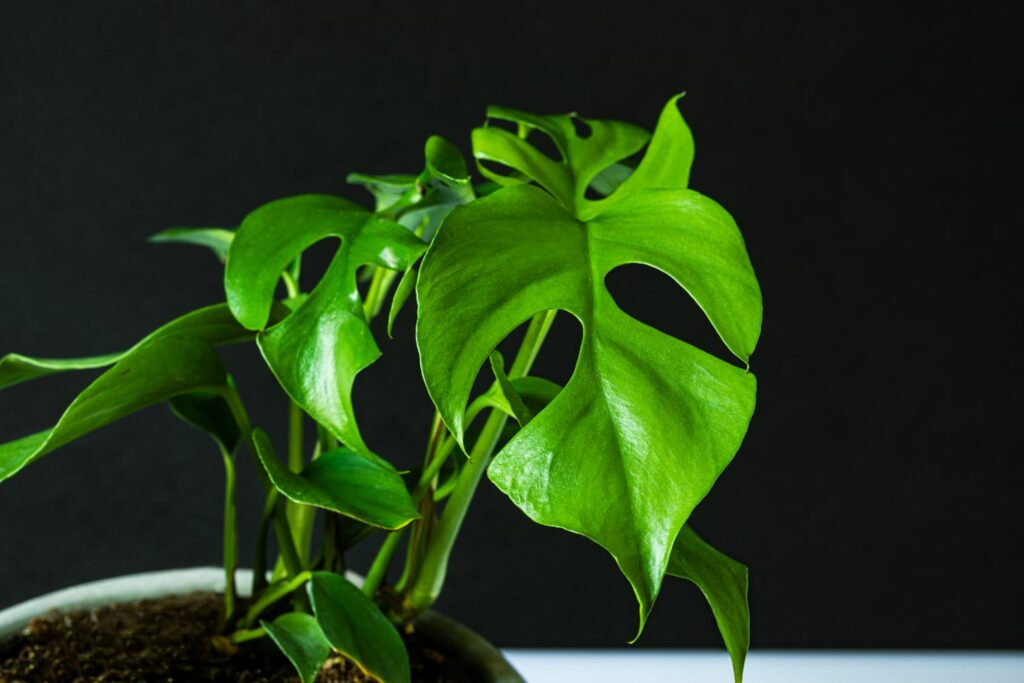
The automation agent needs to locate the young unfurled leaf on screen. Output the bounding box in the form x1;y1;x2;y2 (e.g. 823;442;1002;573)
488;351;533;426
0;303;262;392
416;95;760;635
386;265;418;338
668;527;750;683
263;612;331;683
0;336;229;482
224;195;426;454
148;227;235;262
308;572;410;683
253;430;418;530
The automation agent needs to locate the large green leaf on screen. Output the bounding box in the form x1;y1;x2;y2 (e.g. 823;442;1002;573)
0;336;228;482
668;527;749;683
416;96;761;633
224;195;426;453
308;572;410;683
0;303;264;391
263;612;331;683
253;430;418;530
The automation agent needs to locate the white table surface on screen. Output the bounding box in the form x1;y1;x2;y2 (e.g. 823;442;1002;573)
502;650;1024;682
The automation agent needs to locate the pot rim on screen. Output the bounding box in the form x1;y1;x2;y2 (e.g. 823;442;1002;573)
0;567;525;683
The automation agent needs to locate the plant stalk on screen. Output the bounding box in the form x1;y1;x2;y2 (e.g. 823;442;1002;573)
404;309;557;612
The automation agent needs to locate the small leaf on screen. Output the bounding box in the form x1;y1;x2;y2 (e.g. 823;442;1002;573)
308;572;410;683
424;135;469;185
253;430;418;529
149;227;235;261
0;336;228;482
263;612;331;683
224;194;426;453
667;527;749;683
488;352;533;426
168;390;241;454
386;266;418;338
0;303;261;392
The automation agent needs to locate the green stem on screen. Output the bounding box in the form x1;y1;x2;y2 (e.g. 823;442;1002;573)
362;529;406;598
287;401;315;564
405;310;557;612
242;571;312;628
252;488;277;595
219;444;239;621
222;382;303;579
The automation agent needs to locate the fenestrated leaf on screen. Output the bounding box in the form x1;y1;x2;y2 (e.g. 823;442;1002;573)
668;526;749;683
0;336;228;482
253;430;418;530
225;195;426;453
149;227;235;261
416;96;761;634
308;572;410;683
0;303;271;392
263;612;331;683
168;390;241;454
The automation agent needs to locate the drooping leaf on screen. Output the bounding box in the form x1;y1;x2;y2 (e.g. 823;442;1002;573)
0;336;228;482
0;352;123;391
224;195;426;453
668;526;749;683
0;303;263;392
308;572;410;683
253;430;418;530
148;227;235;261
263;612;331;683
416;96;761;634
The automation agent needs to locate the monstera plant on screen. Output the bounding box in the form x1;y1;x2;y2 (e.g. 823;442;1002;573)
0;94;760;682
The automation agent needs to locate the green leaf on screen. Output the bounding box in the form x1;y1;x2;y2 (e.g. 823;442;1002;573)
668;527;749;683
148;227;235;261
225;195;426;453
472;104;650;215
0;303;261;392
263;612;331;683
308;572;410;683
167;390;241;454
0;352;123;391
424;135;470;185
346;173;419;213
386;265;418;338
488;352;533;426
416;96;761;634
0;336;228;482
253;430;418;530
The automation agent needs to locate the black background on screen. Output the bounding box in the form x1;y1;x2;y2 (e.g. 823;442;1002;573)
0;1;1020;649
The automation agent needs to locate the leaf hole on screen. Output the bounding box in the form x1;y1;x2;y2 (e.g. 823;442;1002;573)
570;116;593;139
583;148;644;200
603;264;734;365
525;129;565;164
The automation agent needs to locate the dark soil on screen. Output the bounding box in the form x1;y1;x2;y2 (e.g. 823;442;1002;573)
0;592;471;682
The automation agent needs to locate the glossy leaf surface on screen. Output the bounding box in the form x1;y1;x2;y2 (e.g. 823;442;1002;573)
668;527;750;682
263;612;331;683
225;195;426;452
0;336;228;482
149;227;234;261
253;431;418;529
416;96;760;631
309;572;410;683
